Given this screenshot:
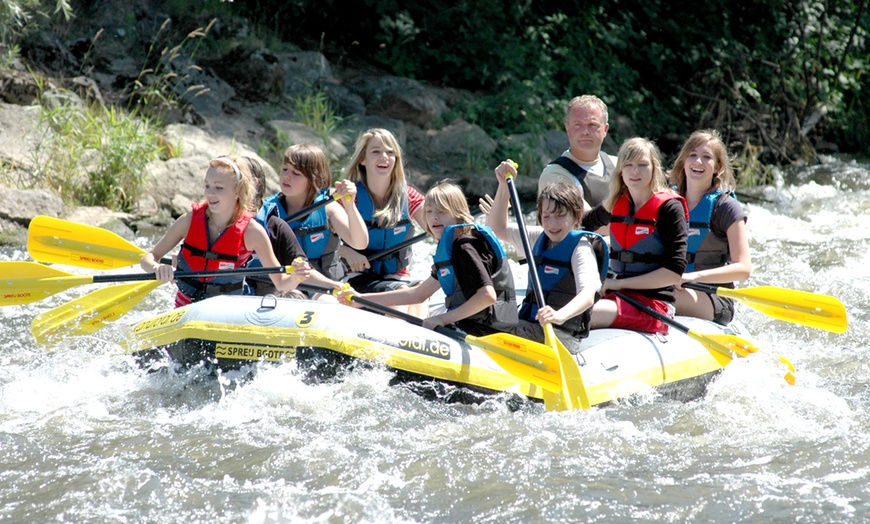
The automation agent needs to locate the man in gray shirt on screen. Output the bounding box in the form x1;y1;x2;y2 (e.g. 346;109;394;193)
538;95;617;211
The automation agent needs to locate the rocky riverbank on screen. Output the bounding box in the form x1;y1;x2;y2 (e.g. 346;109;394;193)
0;19;613;246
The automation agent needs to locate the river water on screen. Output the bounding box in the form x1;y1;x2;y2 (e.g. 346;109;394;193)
1;156;868;523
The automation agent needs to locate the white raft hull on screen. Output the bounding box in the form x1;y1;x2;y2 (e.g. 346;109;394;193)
126;295;750;406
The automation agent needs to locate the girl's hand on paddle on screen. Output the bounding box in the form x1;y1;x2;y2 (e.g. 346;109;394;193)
493;160;517;184
343;248;370;273
423;314;447;330
600;277;623;296
334;179;357;205
478;194;494;215
290;257;312;281
336;287;361;308
153;263;175;283
535;305;566;326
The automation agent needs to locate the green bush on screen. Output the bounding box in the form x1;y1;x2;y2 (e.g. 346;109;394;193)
31;88;162;211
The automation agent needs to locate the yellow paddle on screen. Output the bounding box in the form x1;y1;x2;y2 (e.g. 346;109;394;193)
27;197;343;270
611;291;758;365
27;215;164;269
504;165;591;411
299;283;563;394
32;281;162;345
681;282;848;333
612;290;796;384
0;261;296;306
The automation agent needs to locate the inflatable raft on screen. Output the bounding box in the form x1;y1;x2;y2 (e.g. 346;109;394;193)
125;294;753;407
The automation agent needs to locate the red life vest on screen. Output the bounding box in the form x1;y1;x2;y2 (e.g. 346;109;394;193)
609;191;688;277
175;202;253;303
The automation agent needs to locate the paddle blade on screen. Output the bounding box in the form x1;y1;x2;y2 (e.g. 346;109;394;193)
687;329;759;366
1;262;86;306
31;281;161;345
28;215;146;269
544;325;591;411
466;332;563;394
719;286;848;333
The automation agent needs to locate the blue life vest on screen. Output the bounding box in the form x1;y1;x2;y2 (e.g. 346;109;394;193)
518;230;607;336
686;190;732;272
253;190;343;280
356;184;412;275
432;224;517;333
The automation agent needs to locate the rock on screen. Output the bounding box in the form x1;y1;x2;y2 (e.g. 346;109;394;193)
0;188;65;224
321;83;366;117
341;116;407;150
263;121;348;160
209;47;285;102
0;69;41;105
165;55;235;117
0;103;40;175
278;51;337;98
346;76;447;126
64;207;135;239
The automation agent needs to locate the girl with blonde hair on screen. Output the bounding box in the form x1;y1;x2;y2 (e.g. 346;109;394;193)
582;138;689;334
140;155;310;307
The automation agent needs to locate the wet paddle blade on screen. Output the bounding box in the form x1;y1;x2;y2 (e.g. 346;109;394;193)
717;286;848;333
1;262;92;306
687;329;759;366
467;332;562;393
31;281;161;345
544;325;591;411
28;215;146;269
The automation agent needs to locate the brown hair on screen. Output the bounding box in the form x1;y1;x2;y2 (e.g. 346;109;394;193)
605;138;670;211
343;128;408;227
537;183;584;227
423;179;473;237
668;129;735;195
244;156;267;204
283;144;331;205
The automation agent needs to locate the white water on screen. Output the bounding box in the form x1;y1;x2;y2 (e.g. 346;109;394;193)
1;156;868;523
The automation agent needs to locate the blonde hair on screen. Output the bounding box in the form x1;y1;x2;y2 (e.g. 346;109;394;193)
668;129;736;195
207;155;256;221
283;144;331;205
566;95;609;124
343;128;408;227
423;180;474;237
605;138;670;211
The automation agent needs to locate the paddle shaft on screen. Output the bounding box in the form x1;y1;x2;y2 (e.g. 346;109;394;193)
611;291;692;334
298;283;422;325
284;194;336;223
362;208;483;264
504;177;545;308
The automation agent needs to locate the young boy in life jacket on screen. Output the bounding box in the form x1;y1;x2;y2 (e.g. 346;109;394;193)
339;180;517;337
140;155;311;307
487;162;606;353
669;130;751;325
582;138;689;334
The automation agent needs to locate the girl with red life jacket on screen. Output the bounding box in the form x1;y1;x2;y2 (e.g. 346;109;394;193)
669;130;752;325
487;164;606;353
339;181;517;337
140;155;311;307
582;138;689;335
340;128;429;316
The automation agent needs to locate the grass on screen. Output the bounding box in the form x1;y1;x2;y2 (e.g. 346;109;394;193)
30;87;162;211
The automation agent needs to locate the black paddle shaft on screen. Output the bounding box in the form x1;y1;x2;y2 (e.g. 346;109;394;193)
90;266;292;284
505;176;546;308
